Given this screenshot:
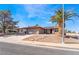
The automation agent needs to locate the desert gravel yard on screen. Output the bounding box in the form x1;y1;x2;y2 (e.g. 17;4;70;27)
0;34;79;44
23;34;79;44
23;34;61;43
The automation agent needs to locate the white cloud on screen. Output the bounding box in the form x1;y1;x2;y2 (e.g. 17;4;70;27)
23;4;54;19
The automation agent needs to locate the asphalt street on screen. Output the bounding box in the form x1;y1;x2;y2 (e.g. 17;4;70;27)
0;42;79;55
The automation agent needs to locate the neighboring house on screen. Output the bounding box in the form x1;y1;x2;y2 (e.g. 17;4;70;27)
16;26;59;34
0;26;17;34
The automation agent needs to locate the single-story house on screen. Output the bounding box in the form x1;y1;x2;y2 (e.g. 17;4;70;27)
16;26;59;34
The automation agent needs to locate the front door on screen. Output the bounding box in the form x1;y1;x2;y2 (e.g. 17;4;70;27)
50;29;52;34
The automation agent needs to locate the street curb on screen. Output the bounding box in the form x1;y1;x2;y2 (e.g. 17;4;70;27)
22;41;79;52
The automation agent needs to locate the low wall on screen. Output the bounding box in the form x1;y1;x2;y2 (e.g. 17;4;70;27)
66;33;79;36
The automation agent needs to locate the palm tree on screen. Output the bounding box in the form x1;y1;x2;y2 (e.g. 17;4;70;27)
0;10;18;34
50;8;78;36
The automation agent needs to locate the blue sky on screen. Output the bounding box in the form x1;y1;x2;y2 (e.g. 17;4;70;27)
0;4;62;28
64;4;79;32
0;4;79;32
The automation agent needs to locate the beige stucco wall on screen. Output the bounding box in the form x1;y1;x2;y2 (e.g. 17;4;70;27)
17;28;55;34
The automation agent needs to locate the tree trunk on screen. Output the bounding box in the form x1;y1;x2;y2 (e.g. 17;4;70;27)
3;25;6;34
57;22;63;37
2;18;6;35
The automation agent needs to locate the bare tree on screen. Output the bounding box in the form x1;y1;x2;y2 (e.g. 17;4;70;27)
0;10;18;34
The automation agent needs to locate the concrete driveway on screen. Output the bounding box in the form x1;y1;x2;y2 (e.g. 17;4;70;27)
0;35;33;43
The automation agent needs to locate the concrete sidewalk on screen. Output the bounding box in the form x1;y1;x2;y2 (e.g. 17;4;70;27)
0;35;79;50
22;41;79;50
